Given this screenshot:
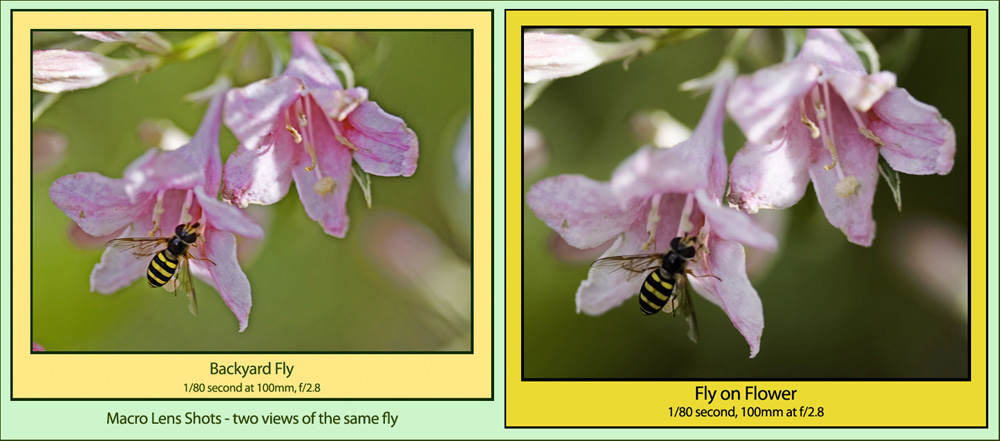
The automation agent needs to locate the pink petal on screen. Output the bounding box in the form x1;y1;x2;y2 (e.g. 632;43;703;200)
223;75;303;149
727;59;820;145
74;31;172;54
200;228;252;332
798;29;867;76
50;172;147;236
523;32;606;84
291;116;354;237
828;71;896;112
610;146;704;204
523;126;549;178
90;224;151;294
284;32;342;90
526;174;643;249
310;86;368;121
194;187;264;239
32;50;156;93
727;109;815;213
612;70;732;201
32;129;67;173
177;92;225;195
32;342;46;351
575;221;650;315
548;233;613;264
68;223;125;249
576;194;685;315
869;88;955;175
808;99;878;246
123;148;201;201
687;237;764;358
344;100;419;177
695;190;777;251
221;128;299;207
156;189;194;236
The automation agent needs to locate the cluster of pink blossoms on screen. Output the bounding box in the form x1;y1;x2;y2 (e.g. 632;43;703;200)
44;32;419;331
526;29;955;356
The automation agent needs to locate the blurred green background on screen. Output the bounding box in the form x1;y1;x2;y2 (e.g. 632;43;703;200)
32;31;472;351
523;28;969;378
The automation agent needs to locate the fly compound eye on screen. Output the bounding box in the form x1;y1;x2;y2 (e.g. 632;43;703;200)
174;224;186;237
670;237;682;251
681;246;696;259
183;233;197;243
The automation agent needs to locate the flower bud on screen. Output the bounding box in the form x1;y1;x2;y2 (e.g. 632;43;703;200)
32;50;159;93
74;31;173;54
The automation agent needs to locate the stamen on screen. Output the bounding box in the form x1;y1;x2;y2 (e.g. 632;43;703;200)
303;96;319;172
677;192;695;238
800;100;821;139
304;141;318;172
285;112;302;144
858;127;884;146
845;104;884;146
823;137;839;171
179;189;194;224
641;194;662;251
822;82;849;180
148;189;165;236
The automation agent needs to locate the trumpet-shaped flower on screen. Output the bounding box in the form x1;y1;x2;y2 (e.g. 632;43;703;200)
726;29;955;246
74;31;173;54
527;63;776;357
222;31;418;237
32;49;159;93
523;32;656;84
49;92;263;332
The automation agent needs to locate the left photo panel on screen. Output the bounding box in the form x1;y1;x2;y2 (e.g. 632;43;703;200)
15;10;492;399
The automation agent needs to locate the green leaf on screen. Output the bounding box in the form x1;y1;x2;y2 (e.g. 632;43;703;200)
352;161;373;208
877;155;902;211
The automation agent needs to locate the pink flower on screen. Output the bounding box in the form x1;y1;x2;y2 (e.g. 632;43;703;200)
222;31;418;237
32;129;67;173
74;31;172;54
527;63;777;357
49;92;263;332
32;49;159;93
523;32;655;84
726;29;955;246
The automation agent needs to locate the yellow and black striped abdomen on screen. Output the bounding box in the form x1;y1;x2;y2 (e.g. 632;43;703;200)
146;250;179;288
639;269;675;315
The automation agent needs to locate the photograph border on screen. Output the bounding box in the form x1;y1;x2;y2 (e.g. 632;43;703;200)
506;8;988;428
12;8;495;400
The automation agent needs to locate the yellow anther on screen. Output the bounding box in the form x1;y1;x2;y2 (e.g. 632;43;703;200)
835;175;861;198
313;177;336;195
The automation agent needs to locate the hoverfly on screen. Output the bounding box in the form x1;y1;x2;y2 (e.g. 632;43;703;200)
105;222;210;315
592;235;718;343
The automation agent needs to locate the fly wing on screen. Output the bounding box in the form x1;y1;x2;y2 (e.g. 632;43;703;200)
174;256;198;316
105;237;170;257
663;275;699;343
592;253;663;281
